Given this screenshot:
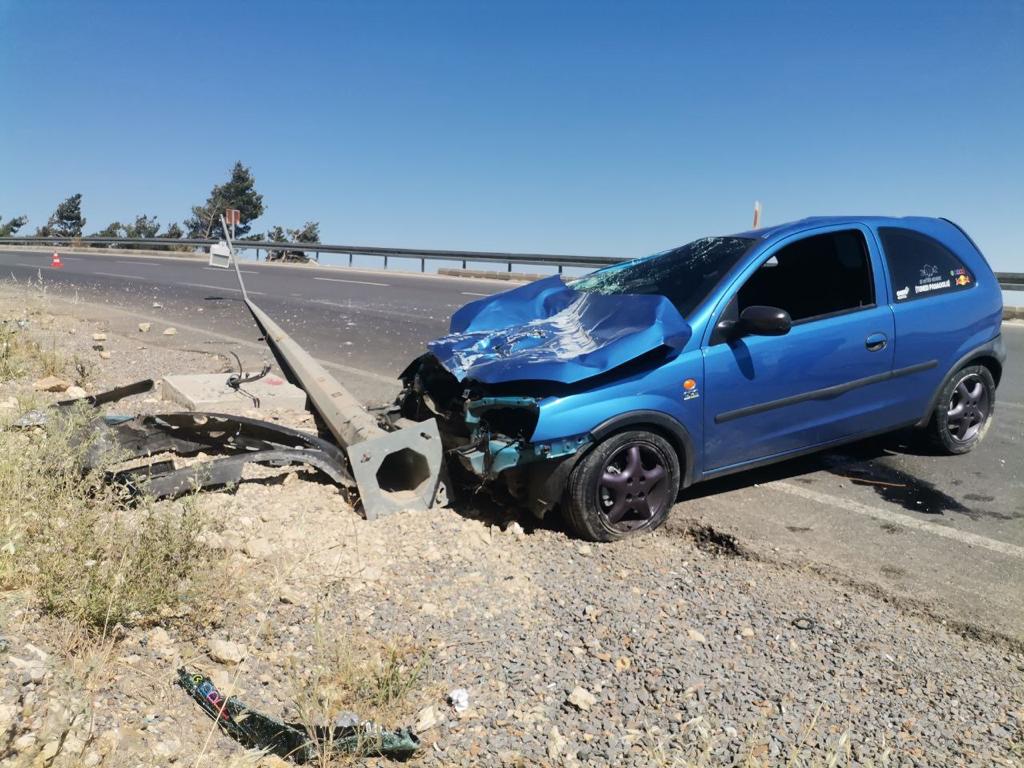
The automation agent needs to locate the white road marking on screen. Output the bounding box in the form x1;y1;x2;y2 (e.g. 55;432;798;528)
204;267;257;274
117;261;160;266
769;481;1024;560
314;276;389;287
181;282;265;296
16;263;51;269
461;291;491;297
95;271;145;280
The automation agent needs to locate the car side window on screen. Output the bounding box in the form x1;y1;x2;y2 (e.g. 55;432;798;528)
736;229;874;323
878;227;975;302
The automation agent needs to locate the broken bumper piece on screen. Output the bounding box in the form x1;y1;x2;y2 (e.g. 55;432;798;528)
90;412;354;500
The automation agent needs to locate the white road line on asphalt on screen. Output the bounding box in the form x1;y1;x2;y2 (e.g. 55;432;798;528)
181;282;265;296
16;263;50;269
204;267;257;274
769;481;1024;560
461;291;490;297
117;261;159;266
314;276;389;287
95;271;145;280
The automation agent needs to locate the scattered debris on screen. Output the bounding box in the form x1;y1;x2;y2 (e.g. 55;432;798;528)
176;668;420;761
791;617;816;631
91;333;107;341
98;350;112;359
162;327;177;336
138;322;151;333
448;687;470;713
687;628;707;643
64;385;87;399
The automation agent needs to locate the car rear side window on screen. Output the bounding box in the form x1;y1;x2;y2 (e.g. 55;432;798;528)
737;229;874;323
878;227;975;302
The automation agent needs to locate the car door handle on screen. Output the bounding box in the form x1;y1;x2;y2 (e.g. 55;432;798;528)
865;332;888;352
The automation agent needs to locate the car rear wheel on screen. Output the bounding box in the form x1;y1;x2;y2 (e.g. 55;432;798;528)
927;365;995;455
564;430;680;542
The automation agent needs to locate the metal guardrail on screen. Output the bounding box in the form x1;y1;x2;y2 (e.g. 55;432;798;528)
0;235;618;272
0;236;1020;287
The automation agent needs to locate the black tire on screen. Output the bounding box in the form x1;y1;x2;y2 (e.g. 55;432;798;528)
564;430;680;542
927;364;996;455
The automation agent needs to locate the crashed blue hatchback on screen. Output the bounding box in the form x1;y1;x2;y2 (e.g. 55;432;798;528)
397;217;1005;541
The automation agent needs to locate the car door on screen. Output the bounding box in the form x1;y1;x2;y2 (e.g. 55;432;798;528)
702;225;897;472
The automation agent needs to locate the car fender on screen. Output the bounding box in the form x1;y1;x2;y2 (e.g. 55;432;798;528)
915;334;1006;427
589;409;697;488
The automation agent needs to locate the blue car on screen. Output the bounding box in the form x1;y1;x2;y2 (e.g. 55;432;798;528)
398;216;1005;541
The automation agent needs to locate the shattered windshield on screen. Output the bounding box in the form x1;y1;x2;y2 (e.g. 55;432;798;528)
571;236;755;317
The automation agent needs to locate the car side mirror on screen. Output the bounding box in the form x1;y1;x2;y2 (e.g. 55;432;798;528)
739;305;791;336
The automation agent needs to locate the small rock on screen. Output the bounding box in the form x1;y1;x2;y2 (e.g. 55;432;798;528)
64;385;87;399
567;686;597;711
415;705;442;732
0;703;17;731
687;628;707;643
243;538;274;559
12;733;36;754
615;656;632;672
33;376;70;392
147;627;172;648
92;333;107;341
505;521;525;538
98;351;112;359
547;725;567;759
740;627;755;638
138;322;151;333
152;302;163;308
162;327;177;336
208;639;246;665
278;587;305;606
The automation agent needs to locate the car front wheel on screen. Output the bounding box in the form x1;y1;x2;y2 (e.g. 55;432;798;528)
564;430;680;542
927;364;996;454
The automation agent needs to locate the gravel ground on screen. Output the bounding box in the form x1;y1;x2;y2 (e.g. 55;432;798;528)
1;289;1022;767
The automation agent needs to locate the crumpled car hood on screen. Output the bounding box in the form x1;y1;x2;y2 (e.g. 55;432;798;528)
427;275;691;385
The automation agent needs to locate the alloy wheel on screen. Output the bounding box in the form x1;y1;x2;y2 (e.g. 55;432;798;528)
596;442;671;532
946;373;990;443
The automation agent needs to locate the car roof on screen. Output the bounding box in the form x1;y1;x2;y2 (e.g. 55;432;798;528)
730;215;947;241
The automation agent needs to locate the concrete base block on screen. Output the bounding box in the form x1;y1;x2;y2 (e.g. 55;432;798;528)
160;373;308;412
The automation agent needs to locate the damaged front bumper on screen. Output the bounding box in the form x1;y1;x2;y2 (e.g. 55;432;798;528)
454;395;590;479
395;358;593;516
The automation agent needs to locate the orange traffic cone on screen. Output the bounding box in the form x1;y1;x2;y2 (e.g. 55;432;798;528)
51;252;63;268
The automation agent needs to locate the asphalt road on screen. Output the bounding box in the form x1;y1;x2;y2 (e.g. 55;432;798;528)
2;248;1023;641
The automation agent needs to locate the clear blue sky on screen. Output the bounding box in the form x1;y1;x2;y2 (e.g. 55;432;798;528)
1;0;1021;269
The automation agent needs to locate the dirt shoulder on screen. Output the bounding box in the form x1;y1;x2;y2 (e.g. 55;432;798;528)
1;286;1022;768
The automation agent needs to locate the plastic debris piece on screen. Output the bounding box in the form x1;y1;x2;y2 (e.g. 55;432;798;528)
447;688;470;713
175;668;420;761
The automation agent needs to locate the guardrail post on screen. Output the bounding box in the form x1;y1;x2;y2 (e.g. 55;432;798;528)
348;253;353;267
507;261;512;273
420;257;425;272
315;250;319;262
558;264;563;275
384;255;388;269
462;259;467;269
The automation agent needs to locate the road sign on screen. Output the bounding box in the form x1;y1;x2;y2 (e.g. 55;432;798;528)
225;209;241;226
209;241;232;269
